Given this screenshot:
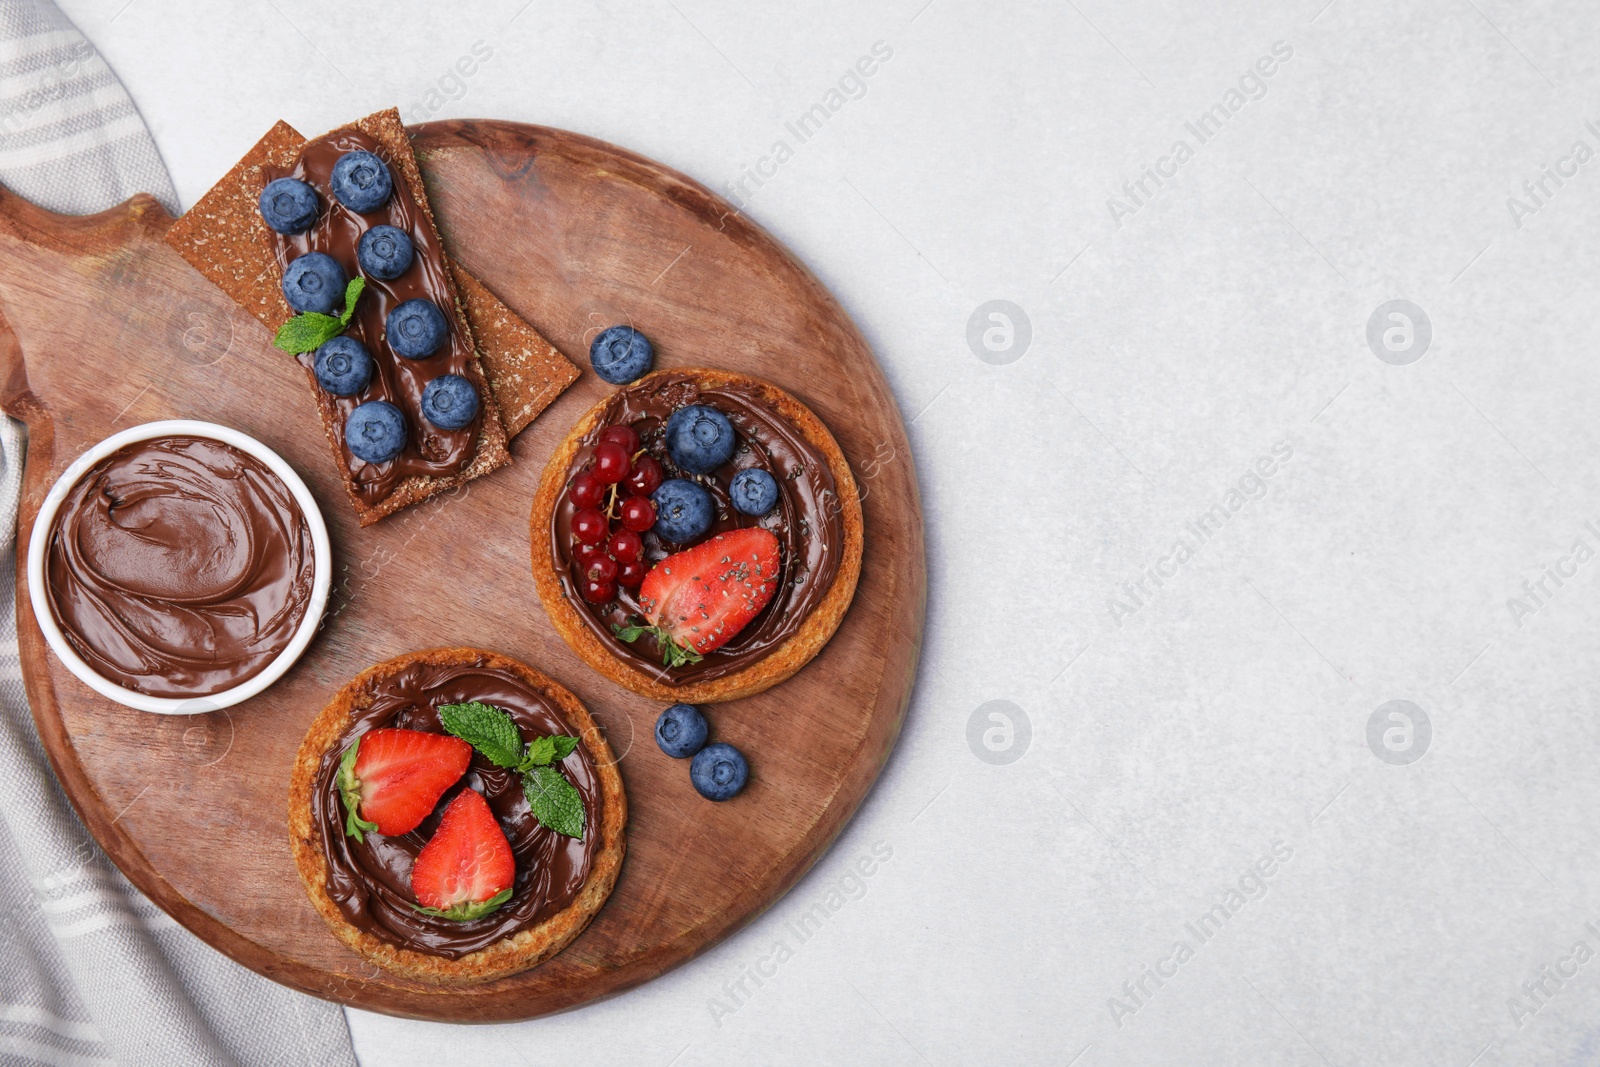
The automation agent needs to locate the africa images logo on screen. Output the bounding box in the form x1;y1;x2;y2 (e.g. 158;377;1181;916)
1106;840;1295;1029
706;841;894;1027
1106;440;1295;628
721;41;894;214
1503;519;1600;629
1505;121;1600;230
1106;41;1295;228
966;300;1032;366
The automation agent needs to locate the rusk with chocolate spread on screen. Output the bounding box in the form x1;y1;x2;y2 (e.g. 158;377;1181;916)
531;369;863;703
288;648;626;984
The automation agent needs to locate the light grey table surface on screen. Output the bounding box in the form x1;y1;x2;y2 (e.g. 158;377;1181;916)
52;0;1600;1064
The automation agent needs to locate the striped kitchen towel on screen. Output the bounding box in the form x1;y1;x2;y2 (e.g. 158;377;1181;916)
0;3;357;1065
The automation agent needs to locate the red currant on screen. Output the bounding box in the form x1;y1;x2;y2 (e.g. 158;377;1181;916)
620;495;656;532
626;455;663;496
572;508;609;545
580;576;616;603
569;470;604;509
593;442;630;484
608;529;643;564
617;559;646;588
574;540;608;567
585;555;617;584
599;424;640;455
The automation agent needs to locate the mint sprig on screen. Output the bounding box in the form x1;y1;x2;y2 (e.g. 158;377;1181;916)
337;737;378;842
410;887;513;922
612;621;704;669
436;701;586;839
273;276;365;354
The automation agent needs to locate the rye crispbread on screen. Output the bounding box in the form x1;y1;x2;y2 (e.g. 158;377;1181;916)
447;262;578;438
166;109;577;521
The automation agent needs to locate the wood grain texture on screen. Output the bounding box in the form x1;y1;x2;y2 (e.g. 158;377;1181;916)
0;120;924;1021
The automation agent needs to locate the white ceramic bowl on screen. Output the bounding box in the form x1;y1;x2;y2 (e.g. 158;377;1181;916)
27;419;331;715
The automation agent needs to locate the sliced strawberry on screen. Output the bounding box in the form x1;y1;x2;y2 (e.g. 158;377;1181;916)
411;789;516;920
346;728;472;838
637;527;781;658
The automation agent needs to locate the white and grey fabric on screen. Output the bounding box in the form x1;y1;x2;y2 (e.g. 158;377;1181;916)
0;0;172;215
0;2;357;1065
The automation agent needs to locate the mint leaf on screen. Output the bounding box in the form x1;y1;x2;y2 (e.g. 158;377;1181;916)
524;765;585;839
518;734;582;770
272;275;366;354
523;735;557;768
610;621;703;668
273;312;343;354
410;886;513;922
337;738;377;842
438;701;524;768
338;276;365;327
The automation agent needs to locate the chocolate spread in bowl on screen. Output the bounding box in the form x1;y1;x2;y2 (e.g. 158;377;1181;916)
45;435;315;698
551;373;844;685
310;658;600;958
264;128;483;506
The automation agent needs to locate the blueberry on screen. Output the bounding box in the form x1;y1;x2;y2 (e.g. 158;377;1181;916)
690;743;748;801
330;150;393;213
346;400;406;464
421;374;480;430
655;704;709;759
386;299;448;359
357;225;414;280
258;177;318;234
589;325;653;385
651;479;713;543
281;252;346;314
313;336;373;396
729;468;779;516
665;405;735;475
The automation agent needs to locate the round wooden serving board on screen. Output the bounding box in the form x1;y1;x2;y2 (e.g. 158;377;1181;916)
0;121;924;1021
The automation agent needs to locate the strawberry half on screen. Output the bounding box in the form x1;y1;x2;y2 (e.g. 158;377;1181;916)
634;527;781;661
339;728;472;840
410;789;516;920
